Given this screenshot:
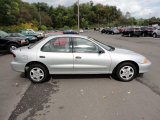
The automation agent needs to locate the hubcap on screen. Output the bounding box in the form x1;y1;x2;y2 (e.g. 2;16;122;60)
154;34;156;38
10;46;17;51
119;66;134;81
30;67;44;82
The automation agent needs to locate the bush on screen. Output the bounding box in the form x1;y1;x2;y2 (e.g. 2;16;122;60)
39;25;47;31
63;26;70;30
0;23;38;32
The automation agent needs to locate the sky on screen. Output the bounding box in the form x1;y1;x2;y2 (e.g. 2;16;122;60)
23;0;160;18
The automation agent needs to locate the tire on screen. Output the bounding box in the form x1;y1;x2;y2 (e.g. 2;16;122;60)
8;43;19;53
114;62;138;82
153;33;157;38
142;33;145;37
128;33;132;37
27;64;50;83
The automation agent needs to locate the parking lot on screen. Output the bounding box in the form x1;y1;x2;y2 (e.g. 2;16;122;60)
1;31;160;120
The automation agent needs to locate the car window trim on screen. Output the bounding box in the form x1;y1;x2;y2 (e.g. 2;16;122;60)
41;37;72;53
71;37;100;53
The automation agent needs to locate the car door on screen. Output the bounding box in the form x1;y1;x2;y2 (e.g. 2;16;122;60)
72;37;111;74
37;37;74;74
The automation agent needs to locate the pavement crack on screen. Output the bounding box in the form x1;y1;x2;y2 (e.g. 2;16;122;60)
8;80;59;120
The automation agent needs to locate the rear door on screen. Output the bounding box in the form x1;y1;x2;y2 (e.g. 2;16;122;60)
72;37;111;74
37;37;74;74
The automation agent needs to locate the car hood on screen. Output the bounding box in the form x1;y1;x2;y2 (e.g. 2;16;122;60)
113;48;142;56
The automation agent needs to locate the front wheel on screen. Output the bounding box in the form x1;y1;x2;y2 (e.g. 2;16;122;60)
115;62;137;82
142;33;145;37
153;33;157;38
8;44;19;53
27;64;50;83
128;33;132;37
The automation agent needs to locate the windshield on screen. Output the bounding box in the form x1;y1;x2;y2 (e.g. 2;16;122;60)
0;31;9;38
89;37;115;51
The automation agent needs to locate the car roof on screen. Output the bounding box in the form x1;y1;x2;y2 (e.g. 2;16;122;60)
47;34;88;39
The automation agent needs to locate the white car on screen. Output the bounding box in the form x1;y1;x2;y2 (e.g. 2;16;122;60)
11;35;151;83
152;28;160;38
79;29;84;33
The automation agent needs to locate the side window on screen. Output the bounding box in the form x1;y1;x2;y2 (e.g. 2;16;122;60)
41;37;71;52
73;37;98;53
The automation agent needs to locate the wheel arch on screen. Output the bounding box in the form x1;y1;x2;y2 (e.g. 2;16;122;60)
112;60;139;74
25;61;49;73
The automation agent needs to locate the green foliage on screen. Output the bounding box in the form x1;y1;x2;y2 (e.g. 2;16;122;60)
0;23;38;32
39;25;47;31
63;26;70;30
0;0;160;31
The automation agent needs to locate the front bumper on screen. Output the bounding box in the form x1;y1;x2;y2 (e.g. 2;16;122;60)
138;60;152;73
10;61;26;72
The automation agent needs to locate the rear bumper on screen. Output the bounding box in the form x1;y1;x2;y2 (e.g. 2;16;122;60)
10;61;25;72
138;60;151;73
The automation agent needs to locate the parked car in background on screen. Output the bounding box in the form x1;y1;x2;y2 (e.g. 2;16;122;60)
108;28;120;34
141;26;155;37
20;30;43;40
101;28;110;34
101;28;107;33
79;29;84;33
0;30;29;52
152;28;160;38
9;33;38;43
117;27;125;33
63;30;78;34
27;29;44;38
11;34;151;83
122;27;142;37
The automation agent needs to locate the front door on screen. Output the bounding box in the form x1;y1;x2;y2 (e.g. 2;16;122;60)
72;37;111;74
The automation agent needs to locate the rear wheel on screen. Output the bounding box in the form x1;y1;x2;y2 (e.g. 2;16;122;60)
27;64;50;83
115;62;137;82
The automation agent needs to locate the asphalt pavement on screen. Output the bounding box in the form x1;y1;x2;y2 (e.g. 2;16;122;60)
0;31;160;120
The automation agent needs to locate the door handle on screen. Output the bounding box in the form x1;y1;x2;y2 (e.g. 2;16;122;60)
75;56;82;59
39;56;45;58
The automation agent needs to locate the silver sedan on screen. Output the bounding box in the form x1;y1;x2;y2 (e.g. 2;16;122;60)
10;35;151;83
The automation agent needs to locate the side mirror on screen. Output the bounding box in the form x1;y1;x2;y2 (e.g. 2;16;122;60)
97;47;105;54
98;49;105;54
98;50;104;54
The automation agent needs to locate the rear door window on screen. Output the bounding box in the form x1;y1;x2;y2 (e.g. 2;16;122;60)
41;37;71;53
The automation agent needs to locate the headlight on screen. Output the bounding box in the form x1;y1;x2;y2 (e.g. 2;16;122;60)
143;57;148;64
